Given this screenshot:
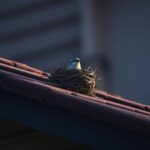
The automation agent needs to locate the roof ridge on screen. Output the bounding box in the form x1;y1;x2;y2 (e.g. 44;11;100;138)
0;57;50;81
96;90;150;113
0;69;150;136
0;57;149;115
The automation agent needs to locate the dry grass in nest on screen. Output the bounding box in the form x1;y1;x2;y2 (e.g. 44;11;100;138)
49;68;96;96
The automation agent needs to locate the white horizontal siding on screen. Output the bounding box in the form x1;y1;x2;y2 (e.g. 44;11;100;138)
0;25;80;57
0;1;78;36
0;0;42;13
0;0;81;70
27;47;81;71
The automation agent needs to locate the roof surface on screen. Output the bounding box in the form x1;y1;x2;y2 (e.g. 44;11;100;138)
0;57;150;136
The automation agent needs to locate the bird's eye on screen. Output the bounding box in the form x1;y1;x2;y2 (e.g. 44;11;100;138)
70;60;75;63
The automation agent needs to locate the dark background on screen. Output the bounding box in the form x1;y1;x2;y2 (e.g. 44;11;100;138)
0;0;150;105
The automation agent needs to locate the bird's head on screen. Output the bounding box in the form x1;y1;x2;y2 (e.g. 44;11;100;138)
70;57;80;63
66;57;81;70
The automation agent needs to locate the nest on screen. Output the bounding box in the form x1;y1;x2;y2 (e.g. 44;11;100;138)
49;68;96;96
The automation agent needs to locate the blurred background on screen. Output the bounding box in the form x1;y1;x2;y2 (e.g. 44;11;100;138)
0;0;150;105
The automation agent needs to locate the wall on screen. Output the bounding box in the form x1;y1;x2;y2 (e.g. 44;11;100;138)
105;0;150;104
0;0;81;71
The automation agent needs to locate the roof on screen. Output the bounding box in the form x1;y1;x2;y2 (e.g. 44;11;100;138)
0;57;150;137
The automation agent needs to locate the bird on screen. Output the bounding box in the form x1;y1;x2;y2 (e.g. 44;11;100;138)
66;57;81;70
